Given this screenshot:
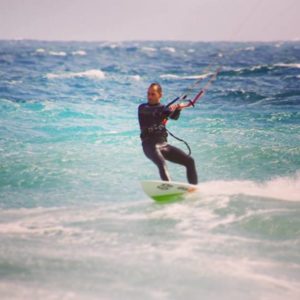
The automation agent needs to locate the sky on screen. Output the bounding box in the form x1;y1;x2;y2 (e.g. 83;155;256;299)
0;0;299;41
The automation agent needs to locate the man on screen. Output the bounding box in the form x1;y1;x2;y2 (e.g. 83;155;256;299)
138;83;198;185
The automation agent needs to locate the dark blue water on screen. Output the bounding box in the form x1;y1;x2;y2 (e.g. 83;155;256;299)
0;40;299;299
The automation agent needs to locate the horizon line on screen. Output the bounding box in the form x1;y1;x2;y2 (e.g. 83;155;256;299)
0;38;299;44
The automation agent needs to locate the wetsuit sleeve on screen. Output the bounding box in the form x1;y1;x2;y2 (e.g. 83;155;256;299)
138;104;146;129
138;105;142;126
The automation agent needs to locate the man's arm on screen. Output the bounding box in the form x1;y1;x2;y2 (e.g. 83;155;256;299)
167;103;192;120
168;103;190;111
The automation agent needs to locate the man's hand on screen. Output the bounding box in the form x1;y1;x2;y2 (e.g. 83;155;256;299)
168;104;181;112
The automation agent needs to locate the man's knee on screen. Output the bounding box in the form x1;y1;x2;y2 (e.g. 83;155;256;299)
186;156;195;167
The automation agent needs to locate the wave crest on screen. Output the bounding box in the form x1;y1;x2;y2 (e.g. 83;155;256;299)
48;51;67;56
46;69;105;80
160;73;210;80
198;173;300;202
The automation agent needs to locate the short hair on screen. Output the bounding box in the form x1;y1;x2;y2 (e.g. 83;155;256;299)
149;82;162;95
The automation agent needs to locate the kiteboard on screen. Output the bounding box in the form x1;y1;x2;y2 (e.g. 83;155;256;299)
140;180;198;203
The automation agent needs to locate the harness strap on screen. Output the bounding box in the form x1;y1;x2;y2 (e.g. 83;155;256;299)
166;128;191;156
141;124;165;134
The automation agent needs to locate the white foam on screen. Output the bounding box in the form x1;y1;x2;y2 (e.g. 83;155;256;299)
48;51;67;56
107;43;119;49
250;65;266;71
197;173;300;202
160;73;210;80
234;63;300;74
244;46;256;51
7;80;22;85
160;47;176;53
35;48;45;53
0;221;83;237
234;65;268;73
282;75;299;80
275;63;300;69
46;69;105;80
141;46;157;52
159;74;179;80
130;75;141;81
71;50;87;56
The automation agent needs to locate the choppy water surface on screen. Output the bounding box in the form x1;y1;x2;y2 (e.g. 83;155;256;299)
0;40;300;299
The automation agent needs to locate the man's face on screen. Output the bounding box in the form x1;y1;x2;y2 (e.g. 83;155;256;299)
147;86;162;105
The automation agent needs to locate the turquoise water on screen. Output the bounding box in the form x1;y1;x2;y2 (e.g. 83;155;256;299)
0;40;300;299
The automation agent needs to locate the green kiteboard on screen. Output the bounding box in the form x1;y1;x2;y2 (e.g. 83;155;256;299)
140;180;198;203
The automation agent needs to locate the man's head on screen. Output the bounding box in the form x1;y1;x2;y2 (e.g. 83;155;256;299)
147;83;162;105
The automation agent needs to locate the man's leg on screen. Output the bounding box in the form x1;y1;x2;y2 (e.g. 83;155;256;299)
161;144;198;184
142;143;171;181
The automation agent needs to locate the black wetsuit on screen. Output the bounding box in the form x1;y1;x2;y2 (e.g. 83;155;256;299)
138;102;198;184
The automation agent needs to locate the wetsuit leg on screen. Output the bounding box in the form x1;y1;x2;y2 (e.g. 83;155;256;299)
160;144;198;184
142;142;171;181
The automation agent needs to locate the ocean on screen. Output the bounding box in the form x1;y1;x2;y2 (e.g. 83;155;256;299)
0;40;299;299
